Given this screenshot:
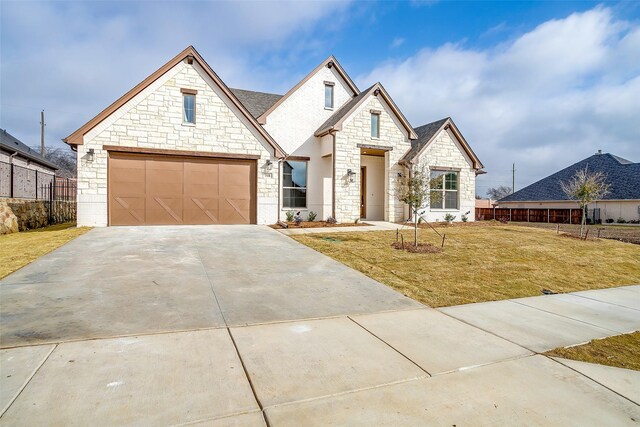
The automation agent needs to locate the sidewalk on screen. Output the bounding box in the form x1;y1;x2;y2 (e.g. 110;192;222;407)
276;220;405;235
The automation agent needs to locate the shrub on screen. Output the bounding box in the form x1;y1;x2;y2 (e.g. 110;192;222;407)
443;213;456;223
326;216;337;224
617;217;627;224
461;211;470;222
307;211;317;222
285;210;295;222
605;218;614;224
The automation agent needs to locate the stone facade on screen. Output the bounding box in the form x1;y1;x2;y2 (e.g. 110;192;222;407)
77;60;278;226
0;198;76;233
334;96;411;223
0;201;19;234
415;128;477;222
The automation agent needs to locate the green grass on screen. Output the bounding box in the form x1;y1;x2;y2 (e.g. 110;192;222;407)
0;223;91;279
292;223;640;307
546;332;640;371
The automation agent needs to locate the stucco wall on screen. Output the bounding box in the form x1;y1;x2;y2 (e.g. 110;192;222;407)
335;95;411;223
77;60;278;226
416;128;476;222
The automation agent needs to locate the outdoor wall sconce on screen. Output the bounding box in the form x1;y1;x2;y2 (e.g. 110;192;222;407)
265;159;273;171
347;169;356;183
86;148;95;162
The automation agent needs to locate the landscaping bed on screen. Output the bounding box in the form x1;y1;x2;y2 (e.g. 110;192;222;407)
292;224;640;307
270;221;371;229
0;223;90;279
545;332;640;371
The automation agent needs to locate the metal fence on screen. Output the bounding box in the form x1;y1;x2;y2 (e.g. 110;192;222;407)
0;160;59;200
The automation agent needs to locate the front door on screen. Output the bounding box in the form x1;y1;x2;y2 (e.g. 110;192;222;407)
360;166;366;218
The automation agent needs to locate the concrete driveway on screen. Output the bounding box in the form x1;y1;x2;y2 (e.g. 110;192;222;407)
0;226;419;347
1;226;639;425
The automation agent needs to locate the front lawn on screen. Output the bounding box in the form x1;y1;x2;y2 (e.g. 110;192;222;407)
0;223;91;279
292;223;640;307
545;332;640;371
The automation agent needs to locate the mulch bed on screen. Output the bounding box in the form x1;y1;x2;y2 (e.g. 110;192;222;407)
391;241;442;253
270;221;371;229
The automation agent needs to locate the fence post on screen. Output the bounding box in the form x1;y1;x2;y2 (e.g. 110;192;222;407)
547;208;550;223
509;208;512;222
569;208;572;224
527;209;530;222
48;181;53;223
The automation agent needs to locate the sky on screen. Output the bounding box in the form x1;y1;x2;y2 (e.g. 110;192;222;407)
1;0;639;195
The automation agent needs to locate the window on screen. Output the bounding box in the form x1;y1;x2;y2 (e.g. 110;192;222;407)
430;170;459;209
371;112;380;138
181;89;197;124
324;83;334;109
283;160;307;208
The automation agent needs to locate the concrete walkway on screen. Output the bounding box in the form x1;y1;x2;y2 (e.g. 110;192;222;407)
1;226;639;425
276;220;403;235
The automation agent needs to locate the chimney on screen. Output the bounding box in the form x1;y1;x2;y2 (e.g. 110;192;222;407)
597;149;602;155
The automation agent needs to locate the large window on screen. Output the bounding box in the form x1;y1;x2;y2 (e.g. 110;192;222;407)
371;112;380;138
430;170;459;209
283;160;307;208
324;83;334;109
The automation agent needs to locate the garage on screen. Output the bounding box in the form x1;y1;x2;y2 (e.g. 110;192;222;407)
108;151;256;225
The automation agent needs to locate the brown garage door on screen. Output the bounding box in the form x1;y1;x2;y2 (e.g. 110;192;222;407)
108;152;256;225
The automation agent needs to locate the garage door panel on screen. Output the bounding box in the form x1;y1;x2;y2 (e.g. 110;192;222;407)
109;152;255;226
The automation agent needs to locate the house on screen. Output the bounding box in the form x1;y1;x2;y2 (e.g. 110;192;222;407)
64;46;483;226
498;152;640;223
1;129;58;199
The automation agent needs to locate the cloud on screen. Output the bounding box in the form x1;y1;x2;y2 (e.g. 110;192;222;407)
0;1;351;150
358;6;640;194
390;37;405;49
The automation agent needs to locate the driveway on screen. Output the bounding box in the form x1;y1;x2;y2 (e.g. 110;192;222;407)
1;226;639;425
0;226;419;347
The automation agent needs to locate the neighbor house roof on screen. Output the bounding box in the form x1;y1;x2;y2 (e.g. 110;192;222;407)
400;117;484;170
314;83;418;140
0;129;58;170
499;153;640;203
63;46;286;157
230;88;282;118
257;55;360;125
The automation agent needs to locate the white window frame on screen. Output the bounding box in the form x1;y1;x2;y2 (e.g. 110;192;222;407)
430;169;459;210
371;111;380;139
282;160;308;209
181;88;197;125
324;82;334;110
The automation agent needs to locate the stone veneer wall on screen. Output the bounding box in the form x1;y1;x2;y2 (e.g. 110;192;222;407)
334;96;411;223
0;198;76;233
416;128;476;222
77;59;278;226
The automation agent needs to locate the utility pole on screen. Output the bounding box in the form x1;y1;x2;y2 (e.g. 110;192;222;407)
512;163;515;193
40;110;46;158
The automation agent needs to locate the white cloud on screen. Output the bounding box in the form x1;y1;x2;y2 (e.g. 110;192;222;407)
390;37;405;49
358;6;640;195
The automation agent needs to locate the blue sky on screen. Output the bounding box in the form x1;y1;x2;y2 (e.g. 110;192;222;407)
1;1;639;194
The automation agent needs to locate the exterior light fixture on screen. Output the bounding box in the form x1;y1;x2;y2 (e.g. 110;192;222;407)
265;159;273;171
347;169;356;183
86;148;95;162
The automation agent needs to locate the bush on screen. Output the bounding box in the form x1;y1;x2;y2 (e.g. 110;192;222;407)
605;218;614;224
326;216;337;224
617;217;627;224
461;211;470;222
285;211;295;222
307;211;317;222
443;213;456;223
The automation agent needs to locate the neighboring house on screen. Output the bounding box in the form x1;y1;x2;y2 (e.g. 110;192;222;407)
475;198;495;209
64;46;483;226
498;152;640;223
1;129;58;199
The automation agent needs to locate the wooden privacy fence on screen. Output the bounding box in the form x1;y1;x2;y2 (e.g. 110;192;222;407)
476;207;584;224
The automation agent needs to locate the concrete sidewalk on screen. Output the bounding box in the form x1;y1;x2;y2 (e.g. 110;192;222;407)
276;220;404;235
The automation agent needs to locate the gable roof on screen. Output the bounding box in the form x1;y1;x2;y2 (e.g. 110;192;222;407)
63;46;285;157
499;153;640;202
257;56;359;125
230;88;282;118
314;83;419;140
399;117;484;170
0;129;58;170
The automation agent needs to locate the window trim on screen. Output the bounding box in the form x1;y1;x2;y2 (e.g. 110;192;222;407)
182;91;196;125
282;160;309;209
324;82;334;110
430;169;460;210
371;112;380;139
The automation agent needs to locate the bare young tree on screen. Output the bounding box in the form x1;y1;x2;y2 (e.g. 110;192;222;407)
560;167;610;238
30;145;77;178
395;165;441;247
487;185;512;200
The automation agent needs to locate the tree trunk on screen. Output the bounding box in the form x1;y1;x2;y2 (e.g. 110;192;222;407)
580;205;586;238
414;210;418;248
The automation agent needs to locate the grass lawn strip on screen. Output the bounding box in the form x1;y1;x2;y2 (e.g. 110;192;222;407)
0;223;91;279
292;223;640;307
545;332;640;371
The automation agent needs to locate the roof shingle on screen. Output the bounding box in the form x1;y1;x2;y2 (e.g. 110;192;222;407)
230;88;282;119
0;129;58;170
